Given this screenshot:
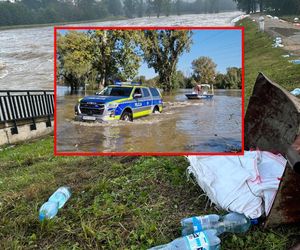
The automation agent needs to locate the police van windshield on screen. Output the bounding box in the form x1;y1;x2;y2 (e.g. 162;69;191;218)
98;86;133;97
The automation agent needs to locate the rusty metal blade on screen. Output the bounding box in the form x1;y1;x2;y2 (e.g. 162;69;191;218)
244;72;300;227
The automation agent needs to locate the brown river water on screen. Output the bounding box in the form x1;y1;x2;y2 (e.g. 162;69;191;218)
56;88;242;153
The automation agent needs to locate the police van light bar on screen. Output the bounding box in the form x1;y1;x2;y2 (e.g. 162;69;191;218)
114;80;142;86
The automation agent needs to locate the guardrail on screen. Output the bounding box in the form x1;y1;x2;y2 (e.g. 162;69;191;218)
0;90;54;134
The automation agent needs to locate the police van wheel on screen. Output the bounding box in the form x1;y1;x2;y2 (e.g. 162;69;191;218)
121;111;133;122
153;106;160;113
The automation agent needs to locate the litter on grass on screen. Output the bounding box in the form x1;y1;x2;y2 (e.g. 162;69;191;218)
291;88;300;96
187;151;286;219
289;59;300;65
272;36;284;48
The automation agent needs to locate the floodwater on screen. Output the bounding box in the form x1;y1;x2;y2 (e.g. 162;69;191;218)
0;11;243;90
56;88;242;153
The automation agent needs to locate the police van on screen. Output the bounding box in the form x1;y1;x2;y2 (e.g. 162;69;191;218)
75;82;163;122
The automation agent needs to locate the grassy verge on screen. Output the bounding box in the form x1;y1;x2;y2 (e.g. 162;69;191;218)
0;137;300;249
237;18;300;106
0;16;127;31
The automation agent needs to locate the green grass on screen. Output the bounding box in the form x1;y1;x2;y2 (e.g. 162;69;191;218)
237;18;300;107
0;136;300;249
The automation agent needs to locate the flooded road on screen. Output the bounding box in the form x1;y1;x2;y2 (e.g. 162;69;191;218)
56;89;242;153
0;11;243;90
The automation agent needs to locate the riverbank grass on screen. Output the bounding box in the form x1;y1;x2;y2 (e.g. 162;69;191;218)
237;18;300;106
0;136;300;249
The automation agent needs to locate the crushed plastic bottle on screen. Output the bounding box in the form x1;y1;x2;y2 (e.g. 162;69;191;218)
181;212;256;236
149;229;220;250
39;186;71;221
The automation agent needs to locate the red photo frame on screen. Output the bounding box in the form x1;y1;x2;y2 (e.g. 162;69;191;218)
54;26;245;156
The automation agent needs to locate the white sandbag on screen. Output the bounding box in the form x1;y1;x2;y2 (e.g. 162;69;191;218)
187;151;286;218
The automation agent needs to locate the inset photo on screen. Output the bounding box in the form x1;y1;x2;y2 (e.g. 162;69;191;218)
54;27;244;155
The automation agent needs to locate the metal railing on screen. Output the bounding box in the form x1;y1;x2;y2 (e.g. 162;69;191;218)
0;90;54;134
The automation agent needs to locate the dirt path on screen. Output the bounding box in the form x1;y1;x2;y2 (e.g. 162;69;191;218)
252;14;300;56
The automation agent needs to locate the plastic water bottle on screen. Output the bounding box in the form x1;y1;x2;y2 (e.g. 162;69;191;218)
39;186;71;221
48;186;71;208
181;212;255;236
149;229;220;250
181;214;220;236
39;201;59;220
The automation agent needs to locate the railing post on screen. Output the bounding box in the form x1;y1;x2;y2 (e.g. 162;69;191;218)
7;91;18;135
44;91;52;127
27;91;37;131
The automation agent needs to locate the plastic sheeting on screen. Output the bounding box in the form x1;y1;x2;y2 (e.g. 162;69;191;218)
187;151;286;219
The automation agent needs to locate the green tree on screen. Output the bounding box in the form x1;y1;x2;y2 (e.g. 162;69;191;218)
172;70;186;89
57;31;93;92
224;67;242;89
137;0;144;17
142;30;192;92
90;30;143;88
175;0;182;15
192;56;217;85
146;0;153;17
153;0;163;17
163;0;171;16
215;73;225;89
103;0;123;16
124;0;136;18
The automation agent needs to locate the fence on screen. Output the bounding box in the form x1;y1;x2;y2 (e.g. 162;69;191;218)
0;90;54;134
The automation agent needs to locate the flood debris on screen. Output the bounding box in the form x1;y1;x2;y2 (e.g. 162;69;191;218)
289;59;300;65
272;36;284;48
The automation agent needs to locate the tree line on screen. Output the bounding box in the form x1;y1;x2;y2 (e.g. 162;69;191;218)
148;57;241;90
234;0;300;15
57;30;241;93
57;30;192;92
0;0;237;27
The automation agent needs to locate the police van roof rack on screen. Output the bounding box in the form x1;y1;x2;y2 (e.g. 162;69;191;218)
114;80;142;86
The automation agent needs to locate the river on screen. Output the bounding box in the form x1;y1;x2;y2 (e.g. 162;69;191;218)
0;11;243;90
56;88;242;153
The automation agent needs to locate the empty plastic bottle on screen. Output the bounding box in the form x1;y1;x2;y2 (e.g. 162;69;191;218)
181;212;256;236
39;186;71;221
149;229;220;250
181;214;220;236
39;201;59;221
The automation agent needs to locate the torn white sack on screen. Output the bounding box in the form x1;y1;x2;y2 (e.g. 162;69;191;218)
187;151;286;219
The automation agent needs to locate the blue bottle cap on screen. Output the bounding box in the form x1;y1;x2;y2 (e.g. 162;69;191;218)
39;213;46;222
